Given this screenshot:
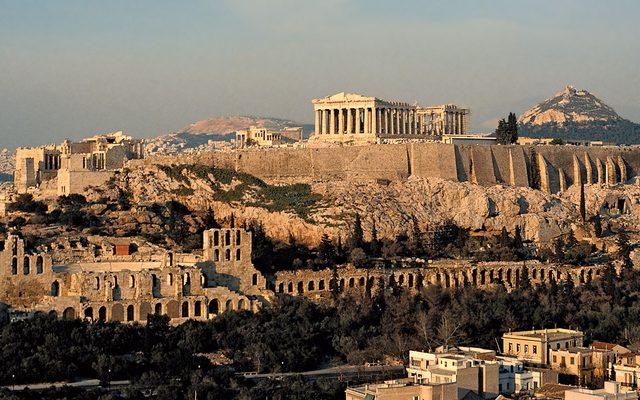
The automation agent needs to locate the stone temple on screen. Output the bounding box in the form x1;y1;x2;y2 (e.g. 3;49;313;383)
311;92;469;144
14;131;144;196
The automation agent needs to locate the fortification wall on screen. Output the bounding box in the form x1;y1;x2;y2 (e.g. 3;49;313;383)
132;144;640;194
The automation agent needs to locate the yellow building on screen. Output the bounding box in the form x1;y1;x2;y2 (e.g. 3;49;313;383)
502;328;584;365
345;379;457;400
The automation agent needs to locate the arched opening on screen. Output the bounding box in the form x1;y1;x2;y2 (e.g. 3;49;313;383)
398;275;405;286
297;281;304;294
408;274;414;288
252;273;258;286
557;271;562;281
208;299;219;315
480;270;486;285
51;281;60;297
213;231;219;246
490;270;495;283
154;303;162;315
225;249;231;261
62;307;75;320
23;257;30;275
238;299;245;310
319;280;325;290
98;306;107;321
11;257;17;275
225;230;231;246
84;307;94;320
515;269;520;286
339;278;345;290
126;305;135;321
444;273;450;288
201;273;208;288
214;249;219;262
359;277;366;287
236;230;241;245
129;275;135;288
548;270;554;281
308;281;315;291
112;285;121;301
236;249;241;261
540;269;545;281
181;302;189;318
506;269;512;286
111;304;124;322
278;282;284;293
225;299;233;311
36;256;44;274
167;273;173;286
288;282;293;293
532;269;538;280
349;277;355;288
49;310;58;318
95;277;100;290
194;301;202;317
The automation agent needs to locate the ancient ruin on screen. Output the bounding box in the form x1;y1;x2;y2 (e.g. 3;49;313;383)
14;131;144;196
311;92;469;144
0;228;270;322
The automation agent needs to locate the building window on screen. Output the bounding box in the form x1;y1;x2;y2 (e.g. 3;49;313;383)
516;344;520;353
508;343;513;352
533;345;538;354
553;355;557;363
525;345;529;354
570;357;575;365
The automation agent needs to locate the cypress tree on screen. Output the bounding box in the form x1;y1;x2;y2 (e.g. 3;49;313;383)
507;112;519;144
494;119;508;145
348;213;364;250
579;182;586;222
530;148;541;190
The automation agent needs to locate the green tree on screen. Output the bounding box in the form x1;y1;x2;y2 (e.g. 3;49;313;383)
579;182;586;222
529;148;541;190
494;119;509;145
347;213;364;251
318;234;336;265
506;112;519;144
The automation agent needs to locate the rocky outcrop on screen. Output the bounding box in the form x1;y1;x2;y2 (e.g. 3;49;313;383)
519;85;640;144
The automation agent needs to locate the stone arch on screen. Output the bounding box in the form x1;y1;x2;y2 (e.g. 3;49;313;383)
214;249;219;262
548;270;554;281
139;302;151;321
288;282;293;293
308;281;315;291
398;274;405;286
580;269;585;284
208;299;219;315
556;270;562;281
587;269;593;282
435;272;442;285
319;279;325;290
408;274;414;288
532;268;537;280
166;300;179;319
23;257;30;275
358;276;365;287
515;269;520;287
111;303;124;322
129;275;135;288
444;273;450;288
181;301;189;317
506;269;512;286
112;284;121;301
472;269;479;286
51;281;60;296
49;310;58;318
454;274;459;288
225;230;231;245
63;307;76;320
126;305;135;321
490;269;495;283
225;249;231;261
252;273;258;286
11;257;17;275
201;273;208;287
98;306;107;321
297;281;304;294
84;307;94;320
194;301;202;317
213;231;219;246
236;249;241;261
225;299;233;311
36;256;44;274
349;277;355;288
278;282;284;293
95;276;100;290
236;230;241;245
339;278;345;290
154;303;163;315
238;299;246;310
480;270;486;285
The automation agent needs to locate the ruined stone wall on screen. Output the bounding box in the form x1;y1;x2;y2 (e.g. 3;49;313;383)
273;260;608;297
132;144;640;194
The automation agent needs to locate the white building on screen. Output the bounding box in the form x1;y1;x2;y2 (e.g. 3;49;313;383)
564;381;638;400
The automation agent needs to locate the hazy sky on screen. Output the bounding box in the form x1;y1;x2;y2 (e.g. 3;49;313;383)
1;0;639;148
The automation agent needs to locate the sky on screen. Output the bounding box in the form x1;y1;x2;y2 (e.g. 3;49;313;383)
1;0;639;148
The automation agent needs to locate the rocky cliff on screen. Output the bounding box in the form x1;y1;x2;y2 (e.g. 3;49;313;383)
85;162;640;248
519;85;640;144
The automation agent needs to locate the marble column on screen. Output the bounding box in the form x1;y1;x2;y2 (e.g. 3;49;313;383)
401;110;406;135
354;108;360;134
460;113;464;135
413;111;418;135
315;110;320;135
338;108;345;134
329;109;335;135
372;107;378;135
364;107;370;134
384;109;389;135
347;108;353;134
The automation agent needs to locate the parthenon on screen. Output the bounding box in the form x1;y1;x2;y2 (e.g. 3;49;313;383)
311;92;469;144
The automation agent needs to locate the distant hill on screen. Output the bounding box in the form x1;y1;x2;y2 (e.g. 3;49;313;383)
518;85;640;144
145;116;313;155
0;149;14;182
